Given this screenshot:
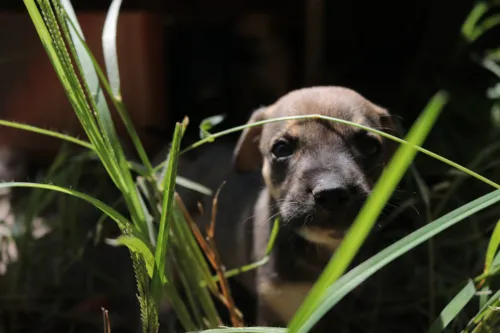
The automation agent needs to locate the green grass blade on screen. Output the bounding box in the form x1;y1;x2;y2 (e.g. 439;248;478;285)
171;202;221;326
297;188;500;333
464;291;500;331
484;220;500;274
492;250;500;269
60;1;127;176
151;122;185;304
0;119;94;150
461;2;490;42
0;182;133;231
23;0;100;149
204;217;281;285
60;1;148;232
169;115;499;190
102;0;123;99
288;91;449;333
175;176;213;196
266;217;281;255
63;8;154;174
470;14;500;41
109;235;155;277
101;0;155;173
189;328;287;333
428;280;476;333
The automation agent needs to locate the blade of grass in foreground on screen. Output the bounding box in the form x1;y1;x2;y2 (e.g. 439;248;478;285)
288;91;449;333
484;219;500;274
297;188;500;333
151;121;185;302
188;328;287;333
428;280;476;333
171;114;499;190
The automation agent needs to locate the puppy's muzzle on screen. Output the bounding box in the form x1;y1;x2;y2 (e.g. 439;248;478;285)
312;185;356;214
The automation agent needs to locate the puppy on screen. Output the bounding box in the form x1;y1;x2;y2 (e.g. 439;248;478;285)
177;86;397;330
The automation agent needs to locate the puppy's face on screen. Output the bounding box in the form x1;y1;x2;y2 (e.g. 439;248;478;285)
233;87;397;249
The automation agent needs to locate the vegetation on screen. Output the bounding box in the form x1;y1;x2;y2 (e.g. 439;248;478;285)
1;0;500;332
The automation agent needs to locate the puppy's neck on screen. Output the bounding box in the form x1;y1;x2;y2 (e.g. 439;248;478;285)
254;189;332;283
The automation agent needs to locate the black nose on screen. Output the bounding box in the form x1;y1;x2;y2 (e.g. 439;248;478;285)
313;186;352;211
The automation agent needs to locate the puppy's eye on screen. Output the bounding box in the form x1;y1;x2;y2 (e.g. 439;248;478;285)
355;133;381;157
271;140;294;159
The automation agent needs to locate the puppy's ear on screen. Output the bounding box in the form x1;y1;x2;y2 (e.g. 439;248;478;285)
233;106;269;173
376;107;399;164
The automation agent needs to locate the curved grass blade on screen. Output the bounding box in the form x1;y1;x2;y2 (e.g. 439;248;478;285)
0;119;94;150
162;115;500;190
102;0;123;99
461;2;490;42
188;328;287;333
108;235;155;277
428;280;476;333
470;14;500;41
296;188;500;333
0;182;132;231
288;91;449;332
100;0;154;174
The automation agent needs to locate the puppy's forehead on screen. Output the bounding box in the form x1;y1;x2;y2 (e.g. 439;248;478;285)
267;87;382;135
275;87;378;118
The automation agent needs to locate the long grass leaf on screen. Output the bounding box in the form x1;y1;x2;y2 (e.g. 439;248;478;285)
102;0;122;99
428;280;476;333
63;9;154;174
189;328;287;333
484;220;500;274
170;115;499;190
0;119;94;150
288;91;449;333
23;0;102;152
60;1;148;231
464;291;500;331
175;176;213;196
297;188;500;333
0;182;133;231
171;201;221;326
151;122;185;303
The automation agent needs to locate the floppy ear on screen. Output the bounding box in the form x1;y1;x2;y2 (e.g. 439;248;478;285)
233;106;269;173
376;107;400;164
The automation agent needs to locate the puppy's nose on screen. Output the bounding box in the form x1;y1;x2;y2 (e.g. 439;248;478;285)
313;186;351;211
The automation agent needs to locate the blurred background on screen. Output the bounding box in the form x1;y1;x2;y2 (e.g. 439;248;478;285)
1;1;500;332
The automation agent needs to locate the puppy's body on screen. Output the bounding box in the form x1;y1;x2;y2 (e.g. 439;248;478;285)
177;86;396;330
